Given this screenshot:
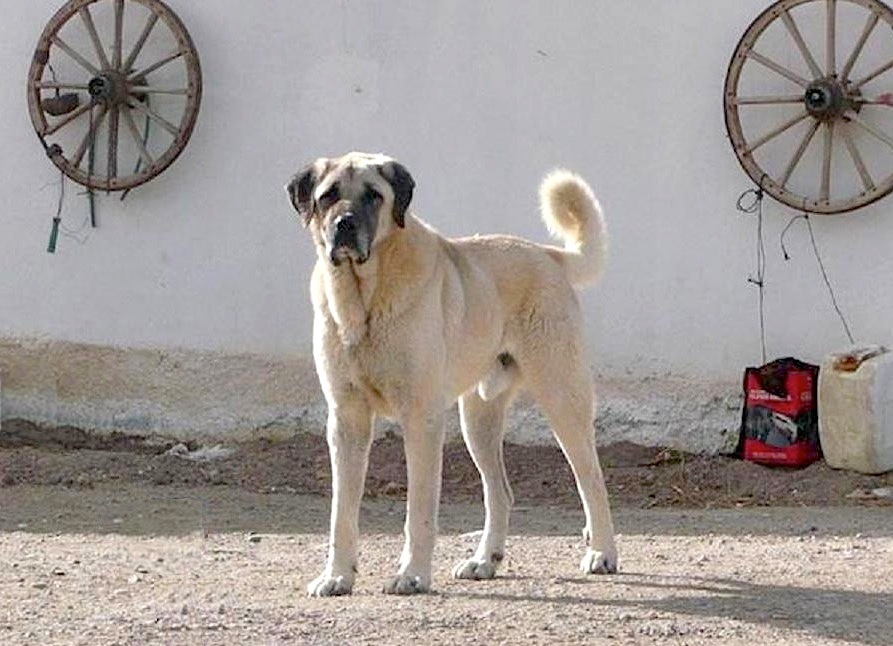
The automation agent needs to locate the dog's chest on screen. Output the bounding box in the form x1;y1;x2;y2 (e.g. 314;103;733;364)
341;340;409;417
315;259;440;416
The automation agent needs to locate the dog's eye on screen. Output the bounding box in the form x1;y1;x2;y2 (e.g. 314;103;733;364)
364;187;382;202
319;185;340;205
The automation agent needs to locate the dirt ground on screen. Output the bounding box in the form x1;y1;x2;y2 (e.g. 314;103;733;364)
1;420;892;645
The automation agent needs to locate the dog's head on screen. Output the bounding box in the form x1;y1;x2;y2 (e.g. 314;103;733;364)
286;152;415;266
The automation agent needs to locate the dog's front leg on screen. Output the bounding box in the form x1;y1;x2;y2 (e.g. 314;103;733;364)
384;410;445;595
307;399;373;597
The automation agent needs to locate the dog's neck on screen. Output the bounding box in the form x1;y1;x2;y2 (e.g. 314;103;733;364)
320;254;376;347
320;214;433;347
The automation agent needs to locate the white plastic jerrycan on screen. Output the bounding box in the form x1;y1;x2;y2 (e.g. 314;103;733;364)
818;346;893;474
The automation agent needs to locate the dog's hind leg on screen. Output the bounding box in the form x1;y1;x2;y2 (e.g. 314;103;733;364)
527;356;618;575
453;386;516;580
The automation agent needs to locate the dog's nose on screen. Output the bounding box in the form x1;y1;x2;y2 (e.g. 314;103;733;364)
334;214;357;237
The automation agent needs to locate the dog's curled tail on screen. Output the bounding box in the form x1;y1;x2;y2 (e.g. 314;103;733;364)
539;169;607;288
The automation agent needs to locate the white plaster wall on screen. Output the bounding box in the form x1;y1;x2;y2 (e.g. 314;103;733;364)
2;1;892;417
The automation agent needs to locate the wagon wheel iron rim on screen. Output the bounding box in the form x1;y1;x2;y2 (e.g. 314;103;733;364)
27;0;202;192
724;0;893;214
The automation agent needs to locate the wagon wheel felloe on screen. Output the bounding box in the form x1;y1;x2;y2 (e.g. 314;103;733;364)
725;0;893;214
27;0;201;192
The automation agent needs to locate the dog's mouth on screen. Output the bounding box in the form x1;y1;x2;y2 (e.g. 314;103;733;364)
327;228;371;266
328;244;370;266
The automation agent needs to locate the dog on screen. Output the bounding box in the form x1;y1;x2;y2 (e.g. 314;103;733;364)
286;152;617;596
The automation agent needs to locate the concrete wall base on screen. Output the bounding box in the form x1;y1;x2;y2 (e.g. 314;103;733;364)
0;338;741;454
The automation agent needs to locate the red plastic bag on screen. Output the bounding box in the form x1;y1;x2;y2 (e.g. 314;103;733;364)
737;357;821;468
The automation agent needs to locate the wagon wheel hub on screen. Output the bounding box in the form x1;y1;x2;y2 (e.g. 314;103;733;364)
805;79;847;119
87;71;127;104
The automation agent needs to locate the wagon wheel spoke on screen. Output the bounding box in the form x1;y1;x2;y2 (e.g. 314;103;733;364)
781;119;821;187
840;122;875;191
852;57;893;91
122;11;159;73
840;13;879;82
112;0;124;71
732;94;805;106
128;86;188;95
820;120;834;201
122;104;154;167
855;93;893;106
826;0;837;76
71;104;108;169
107;104;120;183
747;50;810;88
744;112;810;154
78;7;111;70
846;111;893;151
129;49;186;80
128;98;180;136
781;10;822;79
43;101;92;136
52;36;100;76
35;81;90;91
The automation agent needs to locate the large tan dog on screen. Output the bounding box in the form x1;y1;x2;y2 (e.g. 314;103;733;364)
286;152;617;596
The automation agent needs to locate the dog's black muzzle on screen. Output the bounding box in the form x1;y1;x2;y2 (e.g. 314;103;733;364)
328;212;371;266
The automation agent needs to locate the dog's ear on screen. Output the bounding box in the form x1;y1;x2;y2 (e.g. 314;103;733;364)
380;161;415;228
286;160;325;227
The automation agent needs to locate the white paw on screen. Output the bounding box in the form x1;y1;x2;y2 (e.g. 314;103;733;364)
580;549;618;575
307;572;354;597
383;573;430;595
453;557;499;580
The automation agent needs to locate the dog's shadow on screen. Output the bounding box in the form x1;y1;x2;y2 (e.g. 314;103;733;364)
443;571;893;645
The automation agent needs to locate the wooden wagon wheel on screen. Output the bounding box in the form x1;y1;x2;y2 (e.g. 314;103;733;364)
27;0;201;192
725;0;893;214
